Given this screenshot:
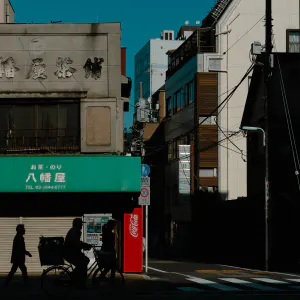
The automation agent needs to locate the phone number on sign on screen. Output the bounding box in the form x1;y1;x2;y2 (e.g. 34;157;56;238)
25;185;67;190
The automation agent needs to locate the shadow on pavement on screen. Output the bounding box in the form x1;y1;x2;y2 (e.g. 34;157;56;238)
0;274;178;298
1;274;300;299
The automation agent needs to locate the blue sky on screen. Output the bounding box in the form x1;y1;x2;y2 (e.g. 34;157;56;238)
10;0;215;129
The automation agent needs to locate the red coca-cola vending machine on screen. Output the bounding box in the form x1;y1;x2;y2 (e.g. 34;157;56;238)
123;207;143;273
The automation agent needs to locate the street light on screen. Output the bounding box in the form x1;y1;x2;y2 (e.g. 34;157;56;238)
241;126;266;147
241;125;269;271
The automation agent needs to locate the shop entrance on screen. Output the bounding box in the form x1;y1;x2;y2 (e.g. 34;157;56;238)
0;192;142;274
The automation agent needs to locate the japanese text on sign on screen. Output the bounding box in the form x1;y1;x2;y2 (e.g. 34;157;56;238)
25;164;67;191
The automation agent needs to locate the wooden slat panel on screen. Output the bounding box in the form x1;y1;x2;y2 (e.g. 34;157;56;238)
198;125;218;164
200;177;218;186
196;72;218;115
200;162;218;168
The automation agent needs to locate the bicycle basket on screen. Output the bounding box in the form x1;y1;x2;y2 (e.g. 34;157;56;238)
38;237;65;266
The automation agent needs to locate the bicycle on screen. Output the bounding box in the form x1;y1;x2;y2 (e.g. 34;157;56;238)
41;245;124;297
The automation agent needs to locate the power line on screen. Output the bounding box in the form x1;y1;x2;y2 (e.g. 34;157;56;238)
204;15;265;72
141;62;255;161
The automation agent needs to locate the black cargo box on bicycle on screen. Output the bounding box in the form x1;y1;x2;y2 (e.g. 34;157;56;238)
38;236;65;266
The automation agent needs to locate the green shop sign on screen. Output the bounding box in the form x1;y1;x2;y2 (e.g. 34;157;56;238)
0;156;141;193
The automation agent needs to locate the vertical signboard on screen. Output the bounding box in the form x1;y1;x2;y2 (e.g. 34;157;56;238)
178;145;191;194
123;207;143;272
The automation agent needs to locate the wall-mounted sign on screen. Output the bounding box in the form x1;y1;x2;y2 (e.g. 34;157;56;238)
178;145;191;194
0;156;141;193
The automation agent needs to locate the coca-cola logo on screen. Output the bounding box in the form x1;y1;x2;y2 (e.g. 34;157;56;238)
129;214;138;238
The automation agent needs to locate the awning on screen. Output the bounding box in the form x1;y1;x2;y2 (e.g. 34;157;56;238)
0;155;141;193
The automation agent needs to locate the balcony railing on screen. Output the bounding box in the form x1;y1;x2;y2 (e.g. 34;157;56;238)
0;129;80;154
166;28;215;79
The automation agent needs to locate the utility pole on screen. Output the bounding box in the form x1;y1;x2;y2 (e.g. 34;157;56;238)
264;0;273;272
138;82;148;273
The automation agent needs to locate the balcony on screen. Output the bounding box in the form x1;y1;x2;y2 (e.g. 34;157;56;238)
166;28;215;79
0;129;80;154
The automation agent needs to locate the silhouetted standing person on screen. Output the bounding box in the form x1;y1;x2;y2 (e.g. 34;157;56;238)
4;224;32;285
100;220;117;281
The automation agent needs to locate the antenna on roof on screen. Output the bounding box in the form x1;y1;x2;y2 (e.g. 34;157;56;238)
185;20;189;25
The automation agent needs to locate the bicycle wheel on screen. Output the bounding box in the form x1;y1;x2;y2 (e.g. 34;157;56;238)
92;267;125;290
41;266;72;297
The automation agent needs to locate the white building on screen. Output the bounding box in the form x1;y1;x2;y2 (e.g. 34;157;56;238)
213;0;300;200
134;30;183;109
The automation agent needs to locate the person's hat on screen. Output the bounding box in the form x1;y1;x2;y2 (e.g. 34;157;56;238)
72;218;85;227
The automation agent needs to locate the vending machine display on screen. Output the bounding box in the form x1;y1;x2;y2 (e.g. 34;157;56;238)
83;214;112;247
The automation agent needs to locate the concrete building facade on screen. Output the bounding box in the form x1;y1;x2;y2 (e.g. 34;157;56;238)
0;23;125;154
0;22;140;275
0;0;14;23
214;0;300;199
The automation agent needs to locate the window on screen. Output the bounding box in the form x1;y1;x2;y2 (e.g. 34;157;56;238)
176;89;183;112
169;32;173;40
166;97;172;117
188;80;195;103
144;54;149;71
287;30;300;52
199;168;217;177
199;116;215;125
168;55;171;66
165;32;168;40
0;101;80;151
172;94;177;115
172;89;183;114
184;80;195;105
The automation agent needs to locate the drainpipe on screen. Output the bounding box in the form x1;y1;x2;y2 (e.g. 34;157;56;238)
226;24;229;200
5;4;9;23
224;13;240;200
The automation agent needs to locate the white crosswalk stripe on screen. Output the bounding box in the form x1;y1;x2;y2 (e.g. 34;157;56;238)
220;278;280;291
182;277;300;292
286;278;300;283
252;278;288;284
186;277;241;291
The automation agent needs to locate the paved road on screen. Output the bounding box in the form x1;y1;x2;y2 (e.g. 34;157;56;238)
145;259;300;296
1;260;300;299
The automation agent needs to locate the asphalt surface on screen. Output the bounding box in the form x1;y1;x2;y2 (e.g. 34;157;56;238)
146;259;300;296
1;260;300;299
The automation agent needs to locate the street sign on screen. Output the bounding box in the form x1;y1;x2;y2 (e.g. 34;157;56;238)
139;197;150;205
141;176;150;186
139;186;150;205
140;187;149;198
141;164;150;177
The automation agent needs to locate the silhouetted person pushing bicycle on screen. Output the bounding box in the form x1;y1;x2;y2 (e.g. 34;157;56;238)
64;218;92;289
4;224;32;286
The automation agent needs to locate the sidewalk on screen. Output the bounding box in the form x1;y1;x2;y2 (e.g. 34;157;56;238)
0;272;175;298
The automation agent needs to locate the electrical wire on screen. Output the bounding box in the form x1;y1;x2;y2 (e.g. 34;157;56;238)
204;16;265;72
137;62;255;161
214;119;246;162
